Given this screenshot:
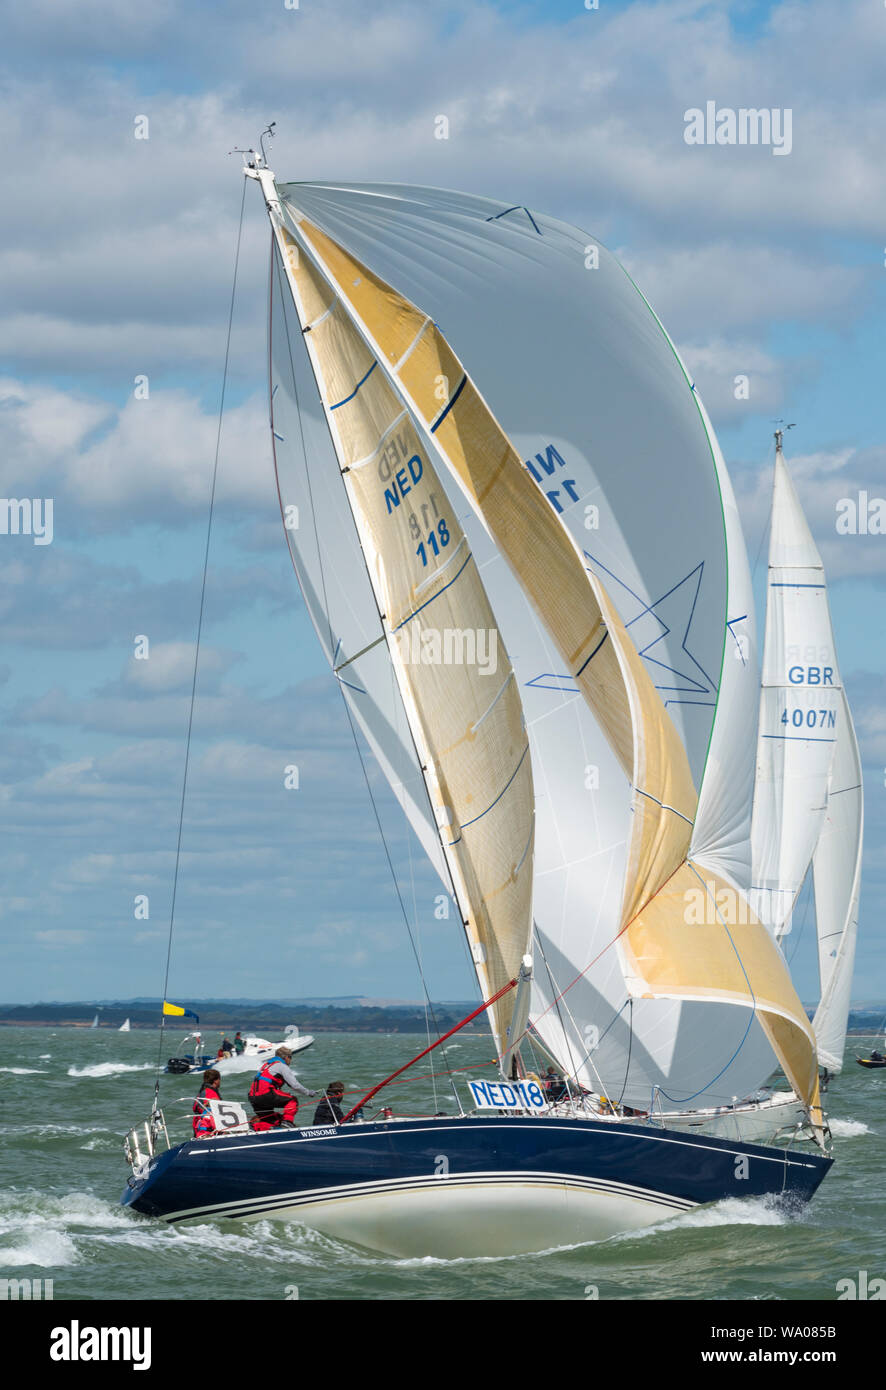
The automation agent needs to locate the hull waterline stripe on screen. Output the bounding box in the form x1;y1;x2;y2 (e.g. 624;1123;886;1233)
156;1170;700;1226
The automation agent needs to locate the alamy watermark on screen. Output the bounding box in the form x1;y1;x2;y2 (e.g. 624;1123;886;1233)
684;102;792;156
0;498;53;544
1;1276;53;1300
835;492;886;534
392;626;498;676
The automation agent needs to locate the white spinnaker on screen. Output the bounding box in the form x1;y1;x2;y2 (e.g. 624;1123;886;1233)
812;688;863;1073
750;451;840;938
270;242;448;889
276;187;778;1106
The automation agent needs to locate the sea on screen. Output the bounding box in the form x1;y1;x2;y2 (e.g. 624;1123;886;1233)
1;1025;883;1303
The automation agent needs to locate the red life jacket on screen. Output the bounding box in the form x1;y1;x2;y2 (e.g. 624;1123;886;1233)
248;1059;288;1103
193;1085;220;1138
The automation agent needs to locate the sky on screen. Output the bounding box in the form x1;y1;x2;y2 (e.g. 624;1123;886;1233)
1;0;884;1010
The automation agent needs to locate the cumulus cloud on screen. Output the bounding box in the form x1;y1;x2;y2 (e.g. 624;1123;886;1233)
3;0;885;1001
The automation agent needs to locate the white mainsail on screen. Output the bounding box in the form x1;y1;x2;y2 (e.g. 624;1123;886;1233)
119;1018;131;1032
271;190;821;1126
750;443;840;939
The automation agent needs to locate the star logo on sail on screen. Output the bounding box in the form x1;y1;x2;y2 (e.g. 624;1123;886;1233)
526;556;718;709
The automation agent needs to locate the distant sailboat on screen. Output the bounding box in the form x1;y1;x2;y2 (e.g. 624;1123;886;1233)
119;1019;131;1033
89;1013;99;1029
749;428;863;1079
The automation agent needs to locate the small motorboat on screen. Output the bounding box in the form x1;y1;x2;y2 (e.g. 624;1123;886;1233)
856;1055;886;1069
166;1028;315;1076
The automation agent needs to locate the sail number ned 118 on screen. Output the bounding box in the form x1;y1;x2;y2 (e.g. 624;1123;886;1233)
469;1080;547;1110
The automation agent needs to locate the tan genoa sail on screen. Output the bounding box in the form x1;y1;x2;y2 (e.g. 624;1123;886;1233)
274;227;534;1056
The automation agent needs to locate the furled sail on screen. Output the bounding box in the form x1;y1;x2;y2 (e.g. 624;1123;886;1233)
750;446;840;938
277;195;822;1122
272;181;778;1107
812;688;863;1073
269;219;534;1055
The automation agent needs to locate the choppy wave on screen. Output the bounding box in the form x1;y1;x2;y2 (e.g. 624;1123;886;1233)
613;1196;798;1244
830;1118;870;1137
0;1191;134;1268
0;1123;116;1138
67;1062;157;1079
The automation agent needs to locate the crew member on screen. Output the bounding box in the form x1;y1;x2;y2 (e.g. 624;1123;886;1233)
313;1082;347;1126
248;1046;315;1130
233;1032;246;1055
193;1069;222;1139
543;1065;566;1102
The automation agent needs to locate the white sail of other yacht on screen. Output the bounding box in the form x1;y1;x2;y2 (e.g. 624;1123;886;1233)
750;433;840;941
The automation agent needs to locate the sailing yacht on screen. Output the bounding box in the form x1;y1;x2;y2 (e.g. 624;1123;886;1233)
119;1019;131;1033
121;142;833;1257
749;430;863;1084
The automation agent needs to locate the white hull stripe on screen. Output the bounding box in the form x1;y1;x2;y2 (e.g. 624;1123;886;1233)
162;1169;698;1225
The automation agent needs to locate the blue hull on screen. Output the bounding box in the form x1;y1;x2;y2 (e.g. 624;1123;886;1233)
121;1116;831;1257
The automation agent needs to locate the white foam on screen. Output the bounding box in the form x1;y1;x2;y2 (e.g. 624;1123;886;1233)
0;1123;113;1137
0;1190;138;1268
830;1118;870;1137
67;1062;156;1078
0;1067;48;1074
0;1227;79;1268
0;1191;134;1231
38;1054;52;1060
613;1196;796;1244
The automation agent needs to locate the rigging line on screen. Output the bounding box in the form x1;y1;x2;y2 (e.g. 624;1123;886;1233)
750;443;773;585
153;175;248;1100
270;241;454;1079
785;869;812;968
397;656;440;1110
614;998;633;1108
513;855;690;1058
532;926;582;1084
